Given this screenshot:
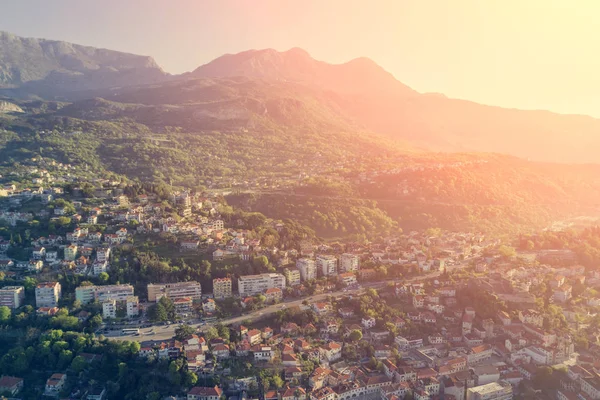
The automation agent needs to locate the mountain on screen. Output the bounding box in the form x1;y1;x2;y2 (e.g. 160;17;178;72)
1;31;600;163
191;48;600;164
190;48;416;97
0;31;167;99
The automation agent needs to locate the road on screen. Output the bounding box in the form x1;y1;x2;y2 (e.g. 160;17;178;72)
106;261;470;343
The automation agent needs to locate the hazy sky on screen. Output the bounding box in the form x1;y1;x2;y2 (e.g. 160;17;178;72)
1;0;599;116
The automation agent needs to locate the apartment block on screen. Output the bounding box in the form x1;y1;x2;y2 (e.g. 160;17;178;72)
284;268;301;286
340;253;360;272
466;381;513;400
147;281;202;302
0;286;25;309
296;258;316;281
102;299;117;319
316;254;338;277
35;282;62;308
76;284;134;304
213;278;232;299
126;296;139;318
238;273;286;297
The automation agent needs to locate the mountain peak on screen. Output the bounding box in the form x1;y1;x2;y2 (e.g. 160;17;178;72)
192;48;414;96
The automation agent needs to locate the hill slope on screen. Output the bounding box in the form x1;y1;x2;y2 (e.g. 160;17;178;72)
191;48;600;163
0;31;167;98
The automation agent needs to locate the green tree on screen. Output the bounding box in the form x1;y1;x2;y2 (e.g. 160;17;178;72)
175;324;196;341
71;355;87;373
0;306;11;323
98;272;109;283
349;329;363;342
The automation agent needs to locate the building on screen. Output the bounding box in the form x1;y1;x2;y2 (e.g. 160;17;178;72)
264;287;283;302
35;282;62;308
126;296;139;318
64;244;78;260
174;297;193;315
284;268;301;286
212;278;232;299
0;376;24;395
102;299;117;319
238;273;285;297
96;247;111;262
316;255;338;277
45;373;67;396
338;272;357;286
466;381;513;400
340;253;360;272
75;284;134;304
187;385;223;400
147;281;202;302
296;258;317;281
0;286;25;309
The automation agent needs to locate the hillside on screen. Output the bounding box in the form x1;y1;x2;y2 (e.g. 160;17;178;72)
0;31;167;98
191;48;600;164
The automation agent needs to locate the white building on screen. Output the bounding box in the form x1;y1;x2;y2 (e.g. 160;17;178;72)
238;273;286;297
340;253;359;272
316;255;338;277
103;299;117;319
296;258;316;281
466;381;512;400
147;281;202;302
35;282;62;308
76;284;134;304
126;296;139;318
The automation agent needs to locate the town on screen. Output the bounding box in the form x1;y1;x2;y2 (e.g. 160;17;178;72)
0;167;599;400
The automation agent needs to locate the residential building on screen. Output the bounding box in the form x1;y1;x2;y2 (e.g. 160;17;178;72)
35;282;62;308
316;255;338;277
0;376;24;395
64;244;78;260
75;284;134;304
126;296;139;318
212;278;232;299
466;381;512;400
147;281;202;302
340;253;359;272
297;258;317;281
102;299;117;319
44;373;67;396
0;286;25;309
284;268;301;286
264;287;283;302
238;273;285;297
187;385;223;400
338;272;357;286
174;297;193;315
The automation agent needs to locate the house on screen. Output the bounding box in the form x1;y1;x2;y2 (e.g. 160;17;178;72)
187;386;223;400
362;317;376;329
212;343;230;360
246;329;263;345
202;298;217;313
45;373;67;396
0;376;24;395
252;346;274;362
265;287;283;303
320;342;342;362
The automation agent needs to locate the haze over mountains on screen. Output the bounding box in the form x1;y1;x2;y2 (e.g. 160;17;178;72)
1;31;600;163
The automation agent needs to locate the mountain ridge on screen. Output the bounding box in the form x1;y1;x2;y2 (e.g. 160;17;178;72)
2;31;600;163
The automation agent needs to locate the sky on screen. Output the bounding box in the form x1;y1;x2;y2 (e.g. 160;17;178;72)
1;0;600;116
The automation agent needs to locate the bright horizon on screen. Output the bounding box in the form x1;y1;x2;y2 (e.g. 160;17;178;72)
2;0;600;116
